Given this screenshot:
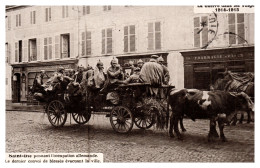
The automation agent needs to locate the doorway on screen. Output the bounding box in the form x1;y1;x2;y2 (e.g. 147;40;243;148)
13;73;21;102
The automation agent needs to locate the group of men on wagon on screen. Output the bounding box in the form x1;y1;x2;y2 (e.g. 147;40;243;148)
32;54;170;102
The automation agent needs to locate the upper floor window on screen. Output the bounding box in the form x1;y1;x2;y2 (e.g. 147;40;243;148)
83;6;90;15
45;7;51;22
16;14;21;27
148;21;161;50
102;28;113;54
62;6;69;18
82;31;91;56
228;13;245;45
193;16;208;48
103;6;111;11
30;11;36;24
124;25;136;52
61;34;70;58
29;39;37;61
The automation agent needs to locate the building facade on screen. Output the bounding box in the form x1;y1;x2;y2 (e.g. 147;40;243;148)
5;6;254;102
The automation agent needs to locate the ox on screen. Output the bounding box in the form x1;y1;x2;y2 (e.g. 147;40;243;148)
168;89;254;142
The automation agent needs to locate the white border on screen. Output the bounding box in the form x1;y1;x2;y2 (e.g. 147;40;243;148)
1;1;258;168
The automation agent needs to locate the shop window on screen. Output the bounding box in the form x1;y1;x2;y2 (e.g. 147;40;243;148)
102;28;113;54
45;7;51;22
228;13;245;45
62;6;69;18
30;11;36;24
83;6;90;15
148;21;161;50
61;34;70;58
124;25;136;52
81;31;91;56
193;16;208;48
16;14;21;27
29;39;37;61
44;37;52;60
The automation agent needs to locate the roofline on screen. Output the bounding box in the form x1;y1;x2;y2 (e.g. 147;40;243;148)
6;5;31;12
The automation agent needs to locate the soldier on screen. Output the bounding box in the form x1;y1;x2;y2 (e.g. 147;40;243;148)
123;67;141;84
137;59;144;69
100;58;124;92
157;56;170;85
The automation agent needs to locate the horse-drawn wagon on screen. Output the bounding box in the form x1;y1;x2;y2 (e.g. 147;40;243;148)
31;76;174;133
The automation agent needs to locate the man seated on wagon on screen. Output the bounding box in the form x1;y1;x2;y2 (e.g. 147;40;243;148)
157;56;170;85
123;67;141;84
100;58;124;92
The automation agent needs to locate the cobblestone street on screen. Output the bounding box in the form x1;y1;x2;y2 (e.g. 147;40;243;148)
6;111;254;162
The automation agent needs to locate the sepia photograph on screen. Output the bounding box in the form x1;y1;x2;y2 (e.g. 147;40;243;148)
3;1;257;166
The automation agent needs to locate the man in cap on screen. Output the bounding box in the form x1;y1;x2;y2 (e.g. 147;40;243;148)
123;67;141;84
100;58;124;92
157;56;170;85
94;60;106;89
137;59;144;69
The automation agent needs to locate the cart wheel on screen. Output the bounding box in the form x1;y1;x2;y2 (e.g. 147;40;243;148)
72;109;91;125
47;100;67;127
134;112;154;129
110;106;133;133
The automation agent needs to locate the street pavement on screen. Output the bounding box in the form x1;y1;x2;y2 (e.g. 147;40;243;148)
6;110;254;162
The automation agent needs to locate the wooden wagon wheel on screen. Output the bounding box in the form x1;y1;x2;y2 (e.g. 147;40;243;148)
110;106;133;133
134;109;155;129
47;100;67;127
72;108;91;125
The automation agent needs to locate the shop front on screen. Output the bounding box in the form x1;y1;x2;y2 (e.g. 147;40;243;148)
181;46;254;90
11;59;77;103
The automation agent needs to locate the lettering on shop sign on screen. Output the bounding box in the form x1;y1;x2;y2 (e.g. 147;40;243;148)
184;52;253;62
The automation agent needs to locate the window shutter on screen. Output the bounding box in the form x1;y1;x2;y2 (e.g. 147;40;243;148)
49;8;51;21
44;38;48;60
155;22;161;50
8;44;11;63
70;33;74;58
16;15;18;27
19;14;21;26
194;28;200;47
37;38;41;61
8;15;11;29
130;25;135;52
229;24;236;44
202;27;208;47
228;14;235;24
15;42;18;62
86;31;91;55
66;6;69;17
55;35;60;59
62;6;65;18
30;11;32;24
237;23;245;44
81;32;85;56
107;28;112;54
45;8;48;22
87;6;90;14
108;6;111;10
83;6;86;15
102;29;105;54
148;22;154;50
49;37;52;59
194;17;200;27
23;40;28;62
124;26;128;52
33;11;36;24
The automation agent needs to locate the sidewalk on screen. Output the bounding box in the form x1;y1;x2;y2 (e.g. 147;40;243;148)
6;101;44;112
